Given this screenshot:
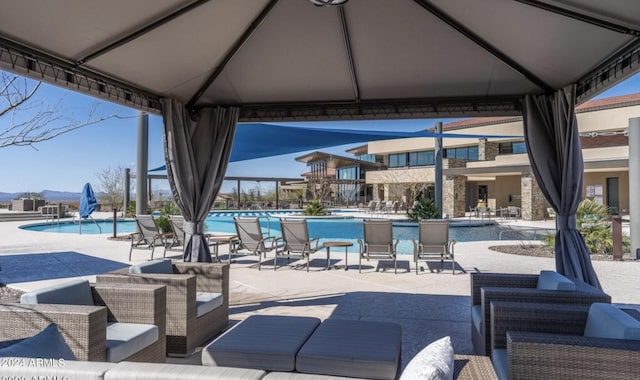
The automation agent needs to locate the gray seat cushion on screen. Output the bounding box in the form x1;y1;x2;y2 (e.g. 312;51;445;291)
296;319;402;380
202;315;321;371
195;292;223;318
491;348;507;380
583;303;640;340
105;362;266;380
20;279;94;306
471;305;482;334
536;270;576;291
129;258;174;274
106;322;159;363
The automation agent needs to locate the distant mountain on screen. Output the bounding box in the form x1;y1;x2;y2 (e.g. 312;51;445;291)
0;189;107;202
0;192;19;202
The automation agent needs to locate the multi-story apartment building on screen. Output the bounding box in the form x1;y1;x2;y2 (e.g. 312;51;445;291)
296;93;638;220
295;150;386;206
365;93;637;220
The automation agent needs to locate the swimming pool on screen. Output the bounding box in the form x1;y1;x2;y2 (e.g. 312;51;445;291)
20;211;551;253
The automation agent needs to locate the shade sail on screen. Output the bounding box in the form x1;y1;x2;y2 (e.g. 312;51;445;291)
79;183;97;219
149;123;519;170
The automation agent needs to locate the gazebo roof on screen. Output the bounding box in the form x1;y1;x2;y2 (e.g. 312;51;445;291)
1;0;639;121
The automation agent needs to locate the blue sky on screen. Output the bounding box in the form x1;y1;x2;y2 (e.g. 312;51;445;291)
0;71;639;194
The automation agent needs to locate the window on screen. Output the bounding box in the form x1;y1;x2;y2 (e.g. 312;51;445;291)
356;154;377;163
409;151;434;166
499;141;526;154
468;146;479;160
512;142;526;154
442;146;478;161
389;153;407;168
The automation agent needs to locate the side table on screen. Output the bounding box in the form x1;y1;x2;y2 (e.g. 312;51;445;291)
322;241;353;270
207;235;238;263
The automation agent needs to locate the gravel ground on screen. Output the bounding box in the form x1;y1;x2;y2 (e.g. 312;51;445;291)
489;244;635;261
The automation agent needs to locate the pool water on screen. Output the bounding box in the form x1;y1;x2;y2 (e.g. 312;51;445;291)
20;212;551;254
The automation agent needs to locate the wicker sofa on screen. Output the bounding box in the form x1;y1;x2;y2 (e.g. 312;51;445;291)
96;260;229;356
0;354;497;379
489;301;640;380
470;271;611;356
0;282;166;362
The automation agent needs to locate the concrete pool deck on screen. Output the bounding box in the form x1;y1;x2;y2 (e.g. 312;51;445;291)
1;211;638;368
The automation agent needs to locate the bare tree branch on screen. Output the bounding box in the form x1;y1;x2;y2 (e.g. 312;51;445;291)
0;71;135;149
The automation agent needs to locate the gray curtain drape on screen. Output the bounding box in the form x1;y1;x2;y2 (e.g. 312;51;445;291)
523;85;601;288
161;98;239;262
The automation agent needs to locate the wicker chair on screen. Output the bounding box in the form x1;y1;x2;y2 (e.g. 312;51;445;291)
470;272;611;356
489;302;640;380
97;262;229;356
0;282;166;362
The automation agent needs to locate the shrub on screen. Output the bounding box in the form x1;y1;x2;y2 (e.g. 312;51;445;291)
156;202;182;233
544;199;630;255
303;200;328;216
407;197;439;221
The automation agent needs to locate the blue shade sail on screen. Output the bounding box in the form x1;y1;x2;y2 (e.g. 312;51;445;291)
79;182;97;219
150;123;521;171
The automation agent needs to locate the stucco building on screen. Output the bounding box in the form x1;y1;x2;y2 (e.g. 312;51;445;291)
364;93;638;220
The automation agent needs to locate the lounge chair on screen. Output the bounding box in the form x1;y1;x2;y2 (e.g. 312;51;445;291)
97;259;230;356
165;215;186;256
358;219;398;274
279;218;321;272
129;215;172;261
1;279;166;362
368;200;379;214
233;217;283;270
412;219;456;275
470;270;611;356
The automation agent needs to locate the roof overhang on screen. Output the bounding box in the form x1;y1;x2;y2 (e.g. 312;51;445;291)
1;0;639;121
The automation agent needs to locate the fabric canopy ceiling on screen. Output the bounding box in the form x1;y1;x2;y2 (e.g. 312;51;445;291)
0;0;639;121
149;122;519;168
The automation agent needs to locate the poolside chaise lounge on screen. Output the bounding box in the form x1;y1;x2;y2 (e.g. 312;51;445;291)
471;270;612;356
0;279;166;362
358;219;399;274
233;216;283;270
97;259;229;356
279;218;320;272
129;214;172;260
412;219;456;275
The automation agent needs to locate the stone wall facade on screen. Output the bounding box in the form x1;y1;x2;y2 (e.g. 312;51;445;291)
443;175;466;217
478;138;499;161
521;173;546;220
442;158;468;217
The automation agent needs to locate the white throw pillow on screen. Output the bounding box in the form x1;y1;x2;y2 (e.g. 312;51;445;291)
399;336;454;380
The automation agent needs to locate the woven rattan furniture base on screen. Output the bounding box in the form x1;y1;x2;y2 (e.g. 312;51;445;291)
453;354;498;380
